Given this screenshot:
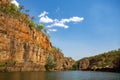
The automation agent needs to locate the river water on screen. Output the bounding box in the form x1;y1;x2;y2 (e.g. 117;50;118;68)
0;71;120;80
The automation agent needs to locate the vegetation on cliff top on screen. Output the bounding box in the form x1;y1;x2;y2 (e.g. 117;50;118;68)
71;49;120;72
86;49;120;67
0;0;50;37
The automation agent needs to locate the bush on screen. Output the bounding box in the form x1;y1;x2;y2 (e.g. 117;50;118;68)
0;3;18;14
29;20;35;27
0;62;5;67
45;56;57;71
10;4;18;12
71;62;79;70
70;61;79;70
5;61;16;66
50;46;62;53
36;24;44;30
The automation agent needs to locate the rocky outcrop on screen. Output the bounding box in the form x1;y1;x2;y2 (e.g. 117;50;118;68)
0;0;75;72
77;49;120;72
62;57;75;70
78;58;89;70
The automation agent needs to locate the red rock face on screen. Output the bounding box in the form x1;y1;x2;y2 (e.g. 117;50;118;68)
0;0;75;72
0;14;52;71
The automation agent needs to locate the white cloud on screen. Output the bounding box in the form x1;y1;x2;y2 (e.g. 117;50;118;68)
53;23;69;28
60;19;70;23
38;11;84;32
61;17;84;23
69;17;84;22
39;16;53;23
38;11;53;23
46;17;83;29
38;11;48;17
11;0;19;7
47;22;69;29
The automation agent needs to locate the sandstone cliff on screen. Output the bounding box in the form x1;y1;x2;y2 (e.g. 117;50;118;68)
73;49;120;72
0;0;74;72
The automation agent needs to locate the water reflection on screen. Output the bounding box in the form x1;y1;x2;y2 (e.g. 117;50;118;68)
0;72;47;80
0;71;120;80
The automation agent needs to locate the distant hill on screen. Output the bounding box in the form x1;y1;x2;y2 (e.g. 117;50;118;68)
72;49;120;72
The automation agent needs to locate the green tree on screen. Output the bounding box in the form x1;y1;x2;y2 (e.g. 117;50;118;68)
71;62;79;70
45;56;57;71
29;20;35;27
11;4;18;12
36;24;44;30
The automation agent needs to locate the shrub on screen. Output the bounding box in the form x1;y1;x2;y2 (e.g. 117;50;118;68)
36;24;44;30
29;20;35;27
5;61;16;66
71;62;79;70
0;3;19;18
50;46;62;53
45;56;57;71
10;4;18;12
0;62;5;67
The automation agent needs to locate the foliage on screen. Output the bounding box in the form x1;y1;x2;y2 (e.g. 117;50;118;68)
29;21;45;31
29;20;35;27
90;49;119;67
5;60;16;66
0;62;5;67
71;62;79;70
45;56;57;71
50;46;62;53
36;24;44;30
0;2;28;22
0;0;50;39
0;3;18;14
0;60;17;67
7;4;18;12
78;49;120;69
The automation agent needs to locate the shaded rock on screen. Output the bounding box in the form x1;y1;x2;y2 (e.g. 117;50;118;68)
79;58;89;70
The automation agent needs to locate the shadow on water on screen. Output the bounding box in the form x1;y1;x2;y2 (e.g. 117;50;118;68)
0;71;120;80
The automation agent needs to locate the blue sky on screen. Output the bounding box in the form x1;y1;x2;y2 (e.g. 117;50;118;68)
13;0;120;60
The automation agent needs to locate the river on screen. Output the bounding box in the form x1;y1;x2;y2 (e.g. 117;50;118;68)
0;71;120;80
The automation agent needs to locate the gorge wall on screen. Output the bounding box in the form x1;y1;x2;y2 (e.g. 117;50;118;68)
75;49;120;72
0;0;74;72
